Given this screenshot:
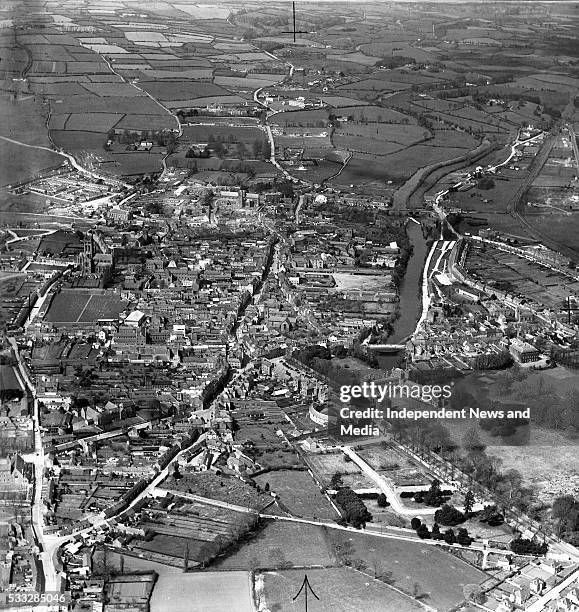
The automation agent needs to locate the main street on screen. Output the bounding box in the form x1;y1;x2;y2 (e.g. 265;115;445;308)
8;337;59;604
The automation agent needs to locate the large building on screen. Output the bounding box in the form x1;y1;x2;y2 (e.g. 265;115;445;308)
509;338;540;364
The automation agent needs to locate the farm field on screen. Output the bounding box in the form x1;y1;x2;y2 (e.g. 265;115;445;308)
379;143;479;180
445;173;528;215
254;469;339;520
99;151;167;177
261;567;423;612
522;212;579;258
325;531;488;611
0;139;63;186
0;96;53;147
291;160;343;185
329;157;398;188
216;520;335;570
322;95;371;107
138;80;228;102
181;124;264;145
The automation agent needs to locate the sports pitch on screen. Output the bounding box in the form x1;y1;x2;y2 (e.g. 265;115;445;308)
44;290;128;323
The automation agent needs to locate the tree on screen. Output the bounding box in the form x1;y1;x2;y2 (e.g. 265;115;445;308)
510;537;548;555
552;495;579;535
463;490;475;516
417;523;431;539
462;427;486;453
478;505;504;526
435;504;465;526
260;138;270;159
377;493;388;507
463;584;487;604
334;487;373;529
371;556;383;579
457;528;472;546
443;528;456;544
330;472;343;489
431;523;442;540
423;479;444;507
410;517;422;530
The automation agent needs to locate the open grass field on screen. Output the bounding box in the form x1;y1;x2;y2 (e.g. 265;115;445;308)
0;140;63;186
325;531;488;610
181;125;264;145
329;157;398;187
323;95;371;107
338;105;415;124
139;80;228;101
0;96;53;147
151;569;254;612
51;95;169;116
44;290;128;324
216;520;336;570
254;469;339;520
376;143;479;180
51;130;106;150
114;114;177;131
292;160;343;185
262;567;423;612
65;112;123;132
523;212;579;258
337;121;428;144
100;151;166;176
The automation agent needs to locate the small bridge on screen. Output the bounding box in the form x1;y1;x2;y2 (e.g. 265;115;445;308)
365;344;406;351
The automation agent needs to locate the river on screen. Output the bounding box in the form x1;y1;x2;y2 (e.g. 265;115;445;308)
377;219;429;371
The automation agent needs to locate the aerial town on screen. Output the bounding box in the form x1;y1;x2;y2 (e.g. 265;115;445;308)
0;1;579;611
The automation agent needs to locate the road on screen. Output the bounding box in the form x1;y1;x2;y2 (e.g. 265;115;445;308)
99;53;181;138
24;274;64;330
42;435;208;578
568;123;579;175
260;512;529;559
8;337;59;605
422;128;579;336
392;437;579;562
525;565;579;611
506;130;556;215
251;57;314;187
0;135;130;189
